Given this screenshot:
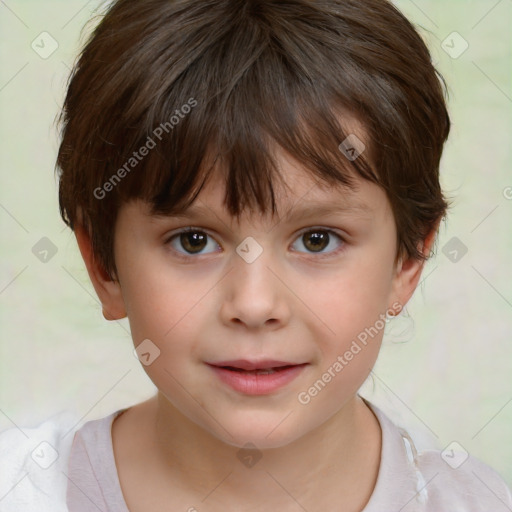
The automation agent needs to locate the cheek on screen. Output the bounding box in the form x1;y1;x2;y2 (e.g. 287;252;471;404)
121;263;216;370
119;261;191;342
301;260;393;338
123;268;207;392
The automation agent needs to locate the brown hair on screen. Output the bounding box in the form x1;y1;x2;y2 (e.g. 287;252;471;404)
56;0;451;280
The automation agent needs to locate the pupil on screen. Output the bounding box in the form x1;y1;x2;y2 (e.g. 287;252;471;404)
305;231;328;252
182;232;206;253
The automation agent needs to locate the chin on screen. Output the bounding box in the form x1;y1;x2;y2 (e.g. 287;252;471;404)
209;417;306;451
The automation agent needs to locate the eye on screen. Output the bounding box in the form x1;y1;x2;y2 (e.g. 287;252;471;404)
290;228;345;258
164;226;346;259
165;227;220;257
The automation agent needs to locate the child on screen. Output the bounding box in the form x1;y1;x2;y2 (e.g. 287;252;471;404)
2;0;511;510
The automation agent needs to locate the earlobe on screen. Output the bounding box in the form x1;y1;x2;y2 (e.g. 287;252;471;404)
74;224;127;321
389;220;441;313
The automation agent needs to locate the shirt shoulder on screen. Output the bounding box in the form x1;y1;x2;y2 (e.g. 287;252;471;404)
415;447;512;510
362;398;512;512
0;412;77;512
66;408;129;512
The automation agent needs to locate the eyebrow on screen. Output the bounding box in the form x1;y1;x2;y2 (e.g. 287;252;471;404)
280;201;373;222
159;201;372;222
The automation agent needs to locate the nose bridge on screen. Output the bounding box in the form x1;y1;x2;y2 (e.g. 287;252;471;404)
220;235;289;329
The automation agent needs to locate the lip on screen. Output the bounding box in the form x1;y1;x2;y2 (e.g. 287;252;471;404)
207;359;303;371
206;362;309;395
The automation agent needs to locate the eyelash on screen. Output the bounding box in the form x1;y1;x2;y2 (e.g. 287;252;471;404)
164;226;348;261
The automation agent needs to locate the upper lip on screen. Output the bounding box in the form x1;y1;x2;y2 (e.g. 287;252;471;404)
207;359;306;371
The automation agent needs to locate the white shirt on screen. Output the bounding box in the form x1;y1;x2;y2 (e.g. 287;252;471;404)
1;399;511;511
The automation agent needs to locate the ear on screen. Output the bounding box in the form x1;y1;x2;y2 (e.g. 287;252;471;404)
74;224;127;321
388;219;441;315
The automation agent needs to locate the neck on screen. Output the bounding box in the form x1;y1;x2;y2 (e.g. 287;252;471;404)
146;393;381;509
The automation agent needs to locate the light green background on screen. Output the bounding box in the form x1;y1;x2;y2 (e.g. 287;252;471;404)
1;0;511;486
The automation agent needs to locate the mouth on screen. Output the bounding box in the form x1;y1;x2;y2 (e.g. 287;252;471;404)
219;366;296;375
206;359;307;372
205;360;309;395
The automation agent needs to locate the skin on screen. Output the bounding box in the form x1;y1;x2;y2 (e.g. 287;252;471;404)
75;147;438;511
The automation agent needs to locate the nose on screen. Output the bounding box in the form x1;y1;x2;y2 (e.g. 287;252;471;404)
219;245;291;331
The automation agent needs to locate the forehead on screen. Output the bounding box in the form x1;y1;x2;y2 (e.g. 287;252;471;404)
157;147;388;226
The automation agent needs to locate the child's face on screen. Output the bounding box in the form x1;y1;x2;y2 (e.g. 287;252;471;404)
89;148;424;449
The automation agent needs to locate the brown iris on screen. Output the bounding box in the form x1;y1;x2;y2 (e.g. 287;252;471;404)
302;231;329;253
180;231;207;254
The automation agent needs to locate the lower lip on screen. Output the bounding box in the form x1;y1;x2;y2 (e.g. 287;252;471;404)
207;364;308;395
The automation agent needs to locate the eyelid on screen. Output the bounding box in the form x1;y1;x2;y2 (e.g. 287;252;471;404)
295;225;347;239
164;224;348;240
164;225;218;242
